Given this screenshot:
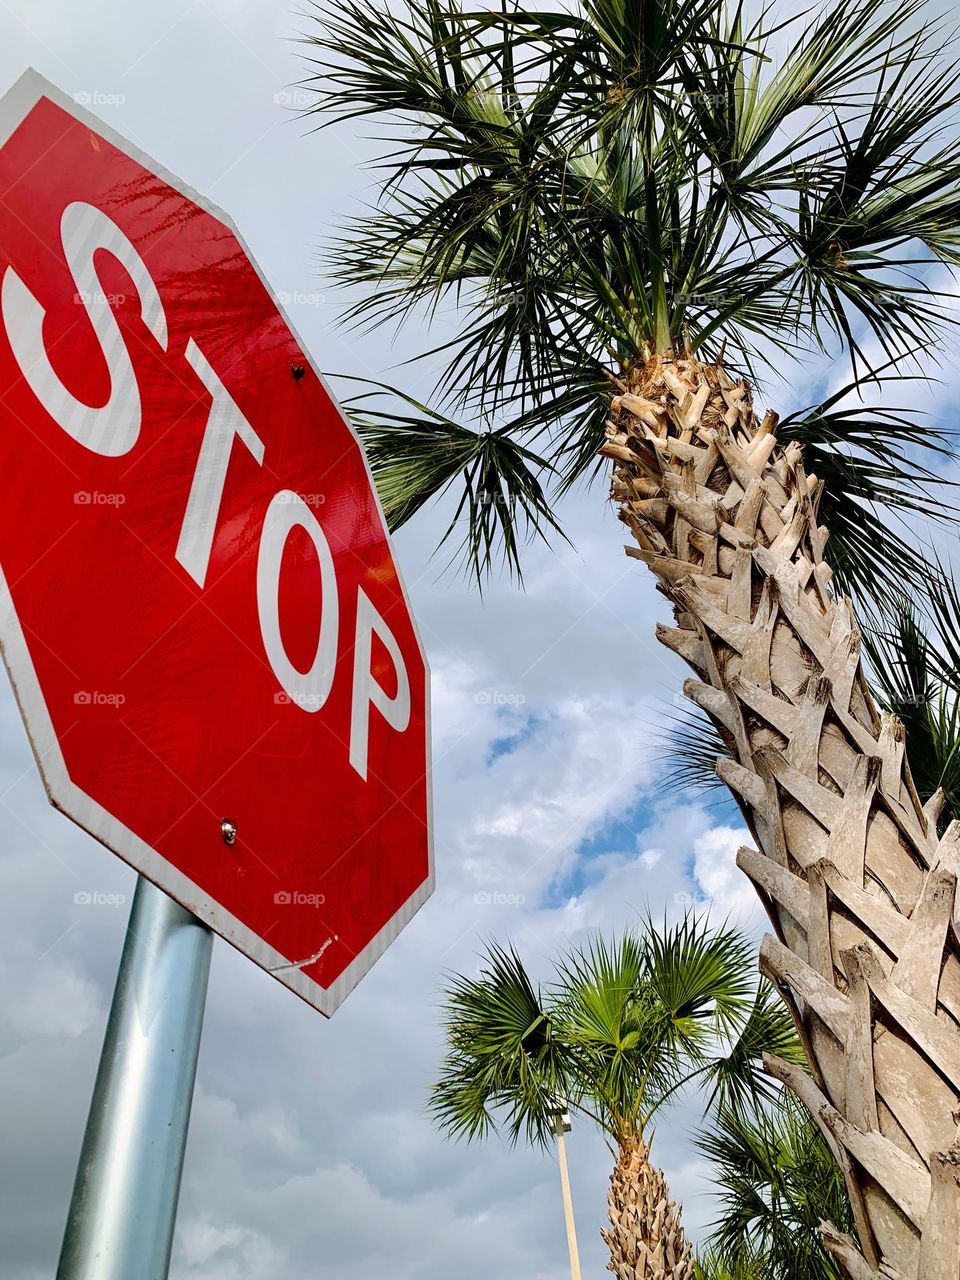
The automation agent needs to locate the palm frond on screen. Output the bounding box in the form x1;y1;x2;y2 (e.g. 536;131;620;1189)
552;931;658;1132
920;562;960;699
342;381;567;584
657;703;735;795
694;1249;765;1280
778;378;957;609
441;919;770;1144
304;0;960;589
861;588;960;825
642;913;756;1044
701;982;806;1117
698;1090;854;1279
304;0;960;371
430;942;572;1148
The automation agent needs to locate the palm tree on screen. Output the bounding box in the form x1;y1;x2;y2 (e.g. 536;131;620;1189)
431;917;802;1279
697;1089;855;1279
672;583;960;1279
300;1;960;1274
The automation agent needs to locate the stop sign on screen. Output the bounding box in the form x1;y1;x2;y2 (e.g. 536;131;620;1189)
0;72;432;1015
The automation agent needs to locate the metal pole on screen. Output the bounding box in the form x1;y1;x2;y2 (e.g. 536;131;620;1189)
57;875;212;1280
554;1115;582;1280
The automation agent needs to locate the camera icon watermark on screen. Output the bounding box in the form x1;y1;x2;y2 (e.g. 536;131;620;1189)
74;289;126;307
276;290;326;310
275;490;325;507
474;690;526;707
274;88;313;109
74;690;126;707
74;890;127;907
74;490;126;506
274;889;326;907
73;90;126;108
274;690;325;710
674;891;711;909
474;890;526;907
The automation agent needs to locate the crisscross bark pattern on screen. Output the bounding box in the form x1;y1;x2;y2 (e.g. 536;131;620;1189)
603;354;960;1280
602;1138;695;1280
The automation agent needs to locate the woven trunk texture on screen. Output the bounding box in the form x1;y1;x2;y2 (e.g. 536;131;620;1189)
603;353;960;1280
602;1138;695;1280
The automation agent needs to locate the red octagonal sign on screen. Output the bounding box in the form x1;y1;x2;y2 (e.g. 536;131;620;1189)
0;73;433;1015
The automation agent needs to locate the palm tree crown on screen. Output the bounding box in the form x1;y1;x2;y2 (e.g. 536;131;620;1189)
301;0;959;600
432;917;799;1147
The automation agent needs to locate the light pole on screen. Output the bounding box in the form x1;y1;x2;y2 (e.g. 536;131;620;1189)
551;1101;582;1280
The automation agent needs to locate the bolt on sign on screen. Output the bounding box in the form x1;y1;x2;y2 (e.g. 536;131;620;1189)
0;72;433;1015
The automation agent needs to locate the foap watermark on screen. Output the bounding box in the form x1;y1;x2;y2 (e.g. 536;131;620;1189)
75;490;126;507
890;693;933;708
74;890;127;907
274;690;326;710
674;890;712;909
74;289;127;307
276;289;326;310
671;289;745;310
274;88;313;110
474;890;526;907
479;492;519;508
877;90;923;112
276;490;325;508
454;492;520;519
683;90;728;106
274;890;326;907
74;690;126;707
74;90;126;108
474;690;526;707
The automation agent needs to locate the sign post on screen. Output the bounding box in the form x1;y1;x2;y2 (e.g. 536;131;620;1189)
58;878;212;1280
0;70;433;1273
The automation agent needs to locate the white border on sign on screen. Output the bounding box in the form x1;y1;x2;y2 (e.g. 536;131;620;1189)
0;69;434;1017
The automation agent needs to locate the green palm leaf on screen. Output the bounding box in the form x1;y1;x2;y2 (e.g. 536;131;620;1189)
429;942;572;1148
343;381;567;583
658;703;735;795
698;1090;854;1279
861;583;960;825
779;378;957;609
701;982;806;1117
432;919;796;1148
303;0;960;587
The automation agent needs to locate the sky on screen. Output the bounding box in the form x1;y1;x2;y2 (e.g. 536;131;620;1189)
0;3;958;1280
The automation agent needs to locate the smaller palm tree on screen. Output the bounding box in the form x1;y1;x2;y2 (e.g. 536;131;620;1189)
697;1089;855;1280
430;916;802;1280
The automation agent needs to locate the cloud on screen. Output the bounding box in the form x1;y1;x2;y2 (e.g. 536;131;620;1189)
3;959;102;1040
692;825;766;930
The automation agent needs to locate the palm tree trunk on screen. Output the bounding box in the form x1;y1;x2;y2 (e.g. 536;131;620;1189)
602;353;960;1280
601;1136;694;1279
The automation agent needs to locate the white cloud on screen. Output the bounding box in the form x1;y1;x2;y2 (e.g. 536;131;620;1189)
177;1220;285;1278
693;826;766;930
4;960;102;1040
